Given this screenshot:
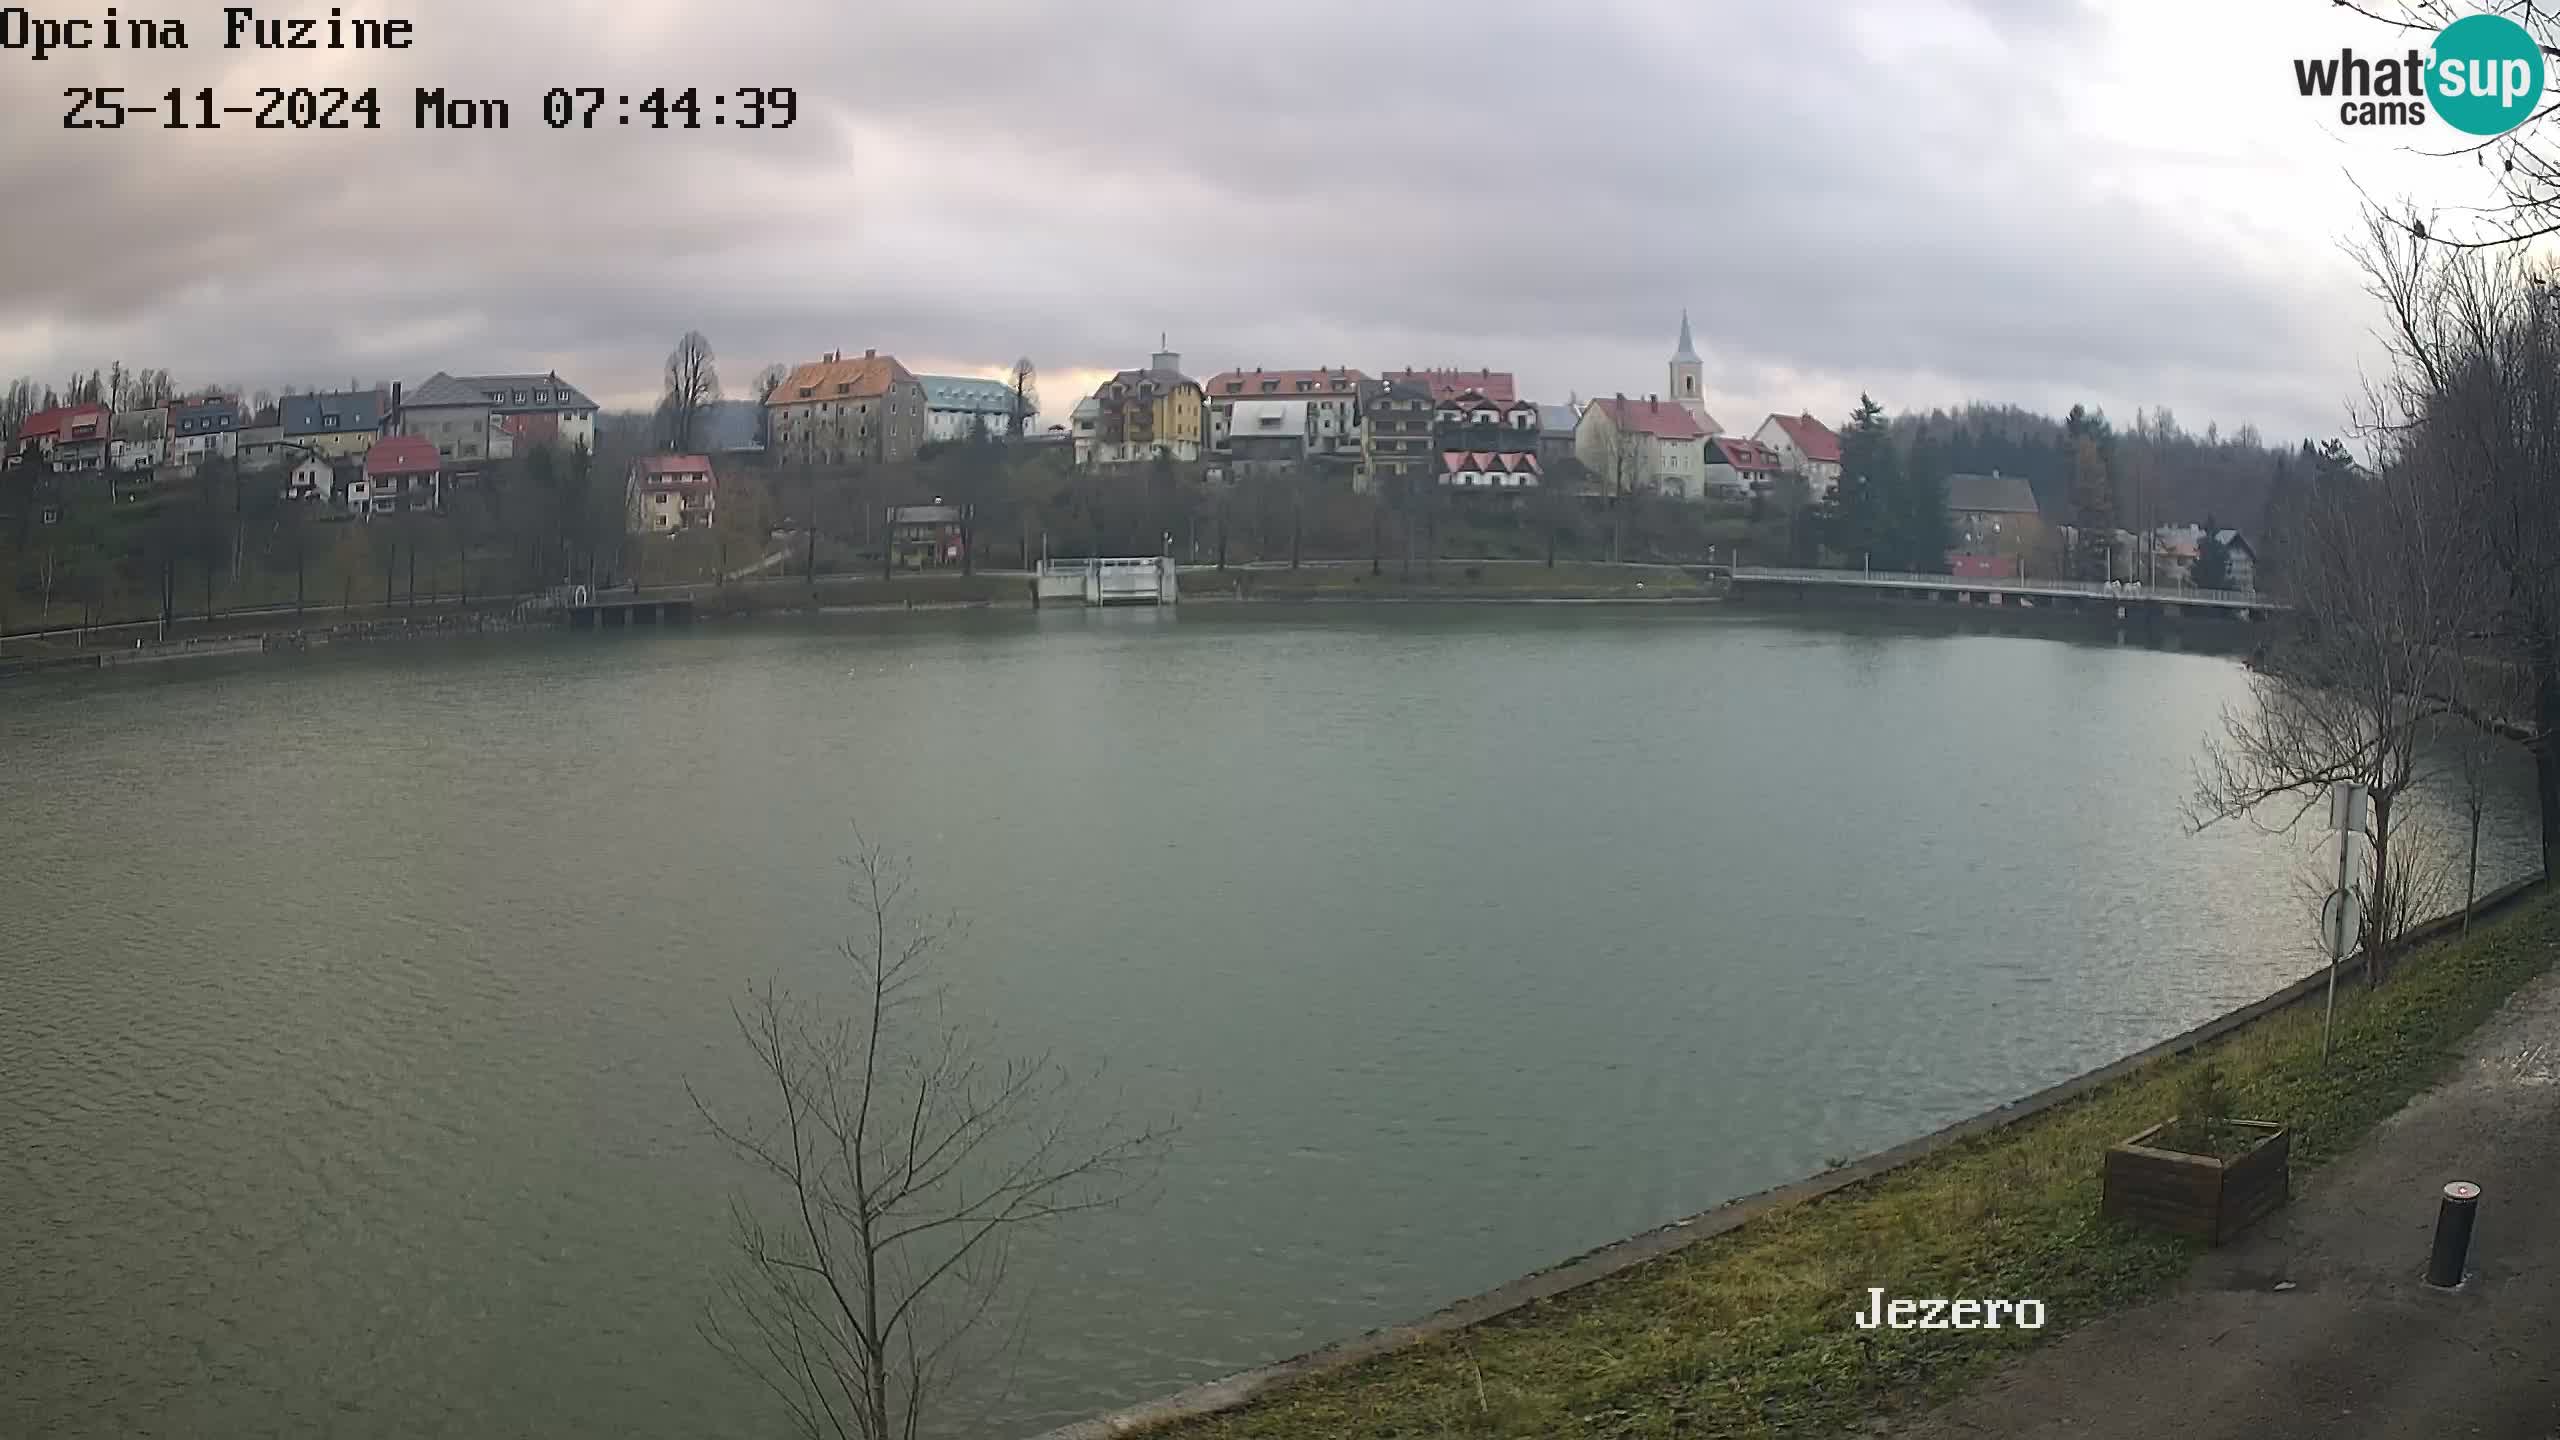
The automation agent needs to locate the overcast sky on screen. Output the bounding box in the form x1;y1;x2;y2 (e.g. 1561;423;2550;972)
0;0;2514;440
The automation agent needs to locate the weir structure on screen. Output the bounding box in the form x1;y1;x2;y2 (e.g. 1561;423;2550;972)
1033;557;1179;608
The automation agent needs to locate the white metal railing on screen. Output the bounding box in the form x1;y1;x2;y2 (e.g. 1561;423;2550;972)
1728;565;2265;607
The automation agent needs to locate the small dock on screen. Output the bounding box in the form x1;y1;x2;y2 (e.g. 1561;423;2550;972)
564;592;700;628
1034;558;1179;608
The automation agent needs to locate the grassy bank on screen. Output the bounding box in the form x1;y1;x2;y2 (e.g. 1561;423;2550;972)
1150;892;2560;1439
1179;561;1717;601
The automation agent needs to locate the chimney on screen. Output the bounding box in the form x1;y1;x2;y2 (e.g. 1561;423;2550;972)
865;348;876;359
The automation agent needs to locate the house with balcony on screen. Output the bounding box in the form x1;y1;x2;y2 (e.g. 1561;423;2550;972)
1203;368;1366;465
626;454;718;534
16;403;113;474
1085;341;1204;467
1703;436;1785;497
167;396;243;472
766;350;928;467
1431;387;1544;493
1358;377;1434;495
360;435;442;518
110;408;165;474
1226;399;1313;479
1440;451;1542;490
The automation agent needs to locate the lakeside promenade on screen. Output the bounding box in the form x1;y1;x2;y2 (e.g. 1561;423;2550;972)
1896;960;2560;1439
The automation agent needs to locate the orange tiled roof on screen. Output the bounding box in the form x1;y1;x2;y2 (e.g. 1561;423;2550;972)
768;354;914;407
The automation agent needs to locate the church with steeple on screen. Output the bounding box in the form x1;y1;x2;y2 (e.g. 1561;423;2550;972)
1670;311;1713;431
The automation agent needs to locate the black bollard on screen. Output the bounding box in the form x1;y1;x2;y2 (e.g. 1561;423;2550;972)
2426;1181;2481;1288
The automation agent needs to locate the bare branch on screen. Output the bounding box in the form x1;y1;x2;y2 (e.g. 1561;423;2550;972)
695;835;1177;1439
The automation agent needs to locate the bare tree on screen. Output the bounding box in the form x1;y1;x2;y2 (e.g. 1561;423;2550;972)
694;842;1171;1440
1008;359;1039;441
752;364;790;450
2356;213;2560;880
2189;448;2490;981
663;330;722;454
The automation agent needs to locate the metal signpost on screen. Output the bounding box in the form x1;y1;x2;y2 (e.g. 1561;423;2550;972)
2322;782;2368;1062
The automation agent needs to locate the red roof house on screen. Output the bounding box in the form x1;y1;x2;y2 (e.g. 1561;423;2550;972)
1589;395;1708;441
365;435;441;478
15;402;110;449
627;454;718;533
1761;412;1842;465
1382;368;1517;405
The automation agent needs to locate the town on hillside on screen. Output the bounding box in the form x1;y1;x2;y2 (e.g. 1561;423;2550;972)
1;316;2284;623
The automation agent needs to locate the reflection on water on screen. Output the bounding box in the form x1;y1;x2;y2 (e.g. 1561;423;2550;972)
0;607;2537;1436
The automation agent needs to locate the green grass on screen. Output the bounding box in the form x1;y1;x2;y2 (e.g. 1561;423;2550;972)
1153;893;2560;1440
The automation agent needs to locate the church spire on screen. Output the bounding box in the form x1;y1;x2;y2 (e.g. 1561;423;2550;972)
1669;309;1708;427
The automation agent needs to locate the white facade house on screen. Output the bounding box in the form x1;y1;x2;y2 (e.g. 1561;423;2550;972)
1203;368;1366;458
1069;396;1101;467
167;396;243;470
1440;451;1542;489
111;410;165;473
918;374;1025;444
1575;396;1710;498
284;453;335;503
1753;413;1843;498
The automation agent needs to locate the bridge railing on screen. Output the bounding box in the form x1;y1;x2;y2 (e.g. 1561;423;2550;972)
1728;565;2262;606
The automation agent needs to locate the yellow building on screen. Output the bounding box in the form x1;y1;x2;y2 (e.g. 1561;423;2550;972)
281;389;388;460
1086;340;1203;467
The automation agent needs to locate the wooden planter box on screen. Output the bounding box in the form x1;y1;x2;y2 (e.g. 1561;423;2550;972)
2101;1121;2290;1244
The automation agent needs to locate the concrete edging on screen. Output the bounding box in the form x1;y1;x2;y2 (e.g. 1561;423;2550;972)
1030;873;2548;1440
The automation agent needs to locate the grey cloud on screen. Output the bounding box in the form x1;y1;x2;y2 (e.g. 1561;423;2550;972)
0;0;2361;440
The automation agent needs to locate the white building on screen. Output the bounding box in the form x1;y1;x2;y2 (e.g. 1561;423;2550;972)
284;453;335;503
399;371;599;466
1753;413;1843;498
918;374;1025;444
1070;396;1101;467
1575;395;1710;498
111;410;165;473
167;396;243;470
1203;368;1366;459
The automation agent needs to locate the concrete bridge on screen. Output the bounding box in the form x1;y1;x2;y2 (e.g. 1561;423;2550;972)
1722;565;2276;620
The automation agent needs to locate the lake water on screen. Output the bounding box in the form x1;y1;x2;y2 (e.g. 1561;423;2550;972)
1;605;2539;1437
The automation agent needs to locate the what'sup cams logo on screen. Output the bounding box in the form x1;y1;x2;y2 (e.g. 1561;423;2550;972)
2294;11;2547;134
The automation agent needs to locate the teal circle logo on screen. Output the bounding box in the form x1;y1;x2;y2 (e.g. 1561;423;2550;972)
2429;13;2545;135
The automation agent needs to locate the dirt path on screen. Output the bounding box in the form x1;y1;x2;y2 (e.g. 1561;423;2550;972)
1892;961;2560;1439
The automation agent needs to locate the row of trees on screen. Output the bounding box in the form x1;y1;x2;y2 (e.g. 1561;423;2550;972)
2194;217;2560;977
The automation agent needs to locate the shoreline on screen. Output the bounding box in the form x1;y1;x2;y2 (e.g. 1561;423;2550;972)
1033;874;2550;1440
0;571;2255;682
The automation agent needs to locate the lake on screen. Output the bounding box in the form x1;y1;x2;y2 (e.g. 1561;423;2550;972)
0;605;2538;1437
